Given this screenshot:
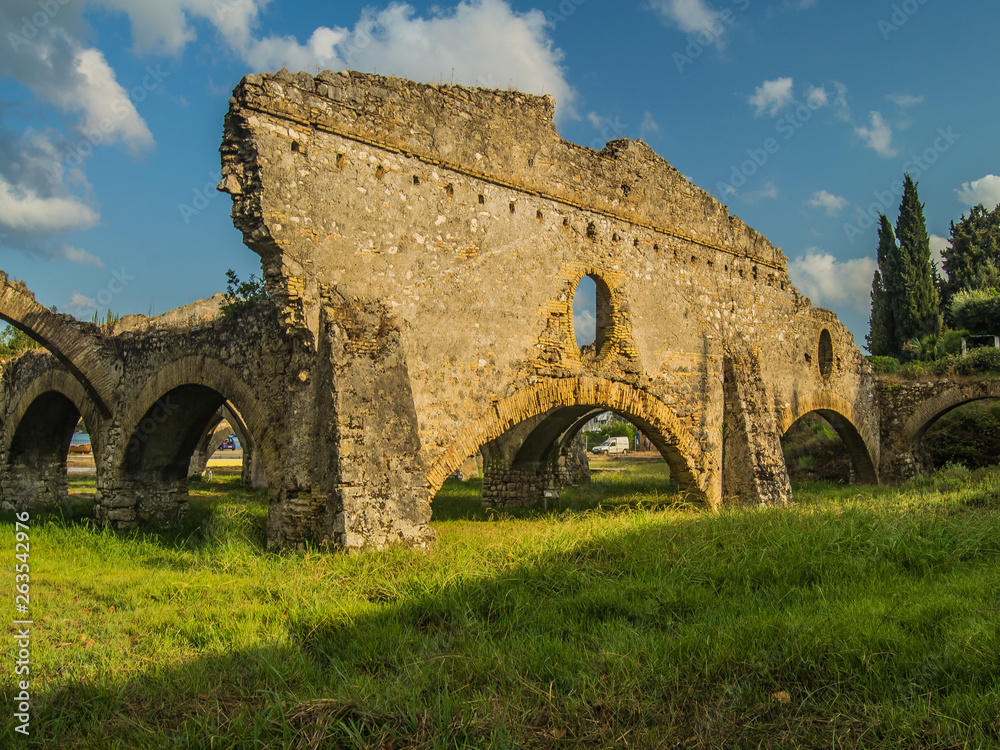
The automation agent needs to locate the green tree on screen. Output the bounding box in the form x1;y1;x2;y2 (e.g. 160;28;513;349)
0;325;42;358
893;174;939;343
221;269;267;318
941;204;1000;310
866;214;897;355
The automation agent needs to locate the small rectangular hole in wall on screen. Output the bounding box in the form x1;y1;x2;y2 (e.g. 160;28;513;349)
690;255;697;264
527;157;534;167
445;183;454;197
413;175;420;185
653;243;659;253
536;210;543;220
375;165;386;180
509;202;516;214
586;222;596;240
479;194;485;204
291;141;302;153
336;153;345;168
563;217;569;226
634;238;639;248
612;233;620;243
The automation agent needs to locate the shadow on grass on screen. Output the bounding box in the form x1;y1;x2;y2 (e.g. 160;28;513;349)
7;472;1000;748
432;462;682;523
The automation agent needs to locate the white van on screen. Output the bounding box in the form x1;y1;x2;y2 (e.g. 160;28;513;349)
592;436;629;455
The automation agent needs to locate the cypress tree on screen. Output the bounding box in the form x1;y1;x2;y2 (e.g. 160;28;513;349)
866;214;897;355
941;203;1000;309
893;174;939;343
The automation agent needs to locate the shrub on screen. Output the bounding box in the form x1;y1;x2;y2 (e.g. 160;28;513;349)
868;355;900;374
955;346;1000;376
951;287;1000;334
221;269;267;318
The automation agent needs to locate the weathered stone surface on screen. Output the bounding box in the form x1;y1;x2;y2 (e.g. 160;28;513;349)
1;71;992;551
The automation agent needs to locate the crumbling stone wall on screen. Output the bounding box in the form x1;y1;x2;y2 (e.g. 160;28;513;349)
0;71;902;551
216;69;883;527
878;378;1000;480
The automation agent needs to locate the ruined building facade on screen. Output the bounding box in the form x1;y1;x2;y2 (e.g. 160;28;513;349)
0;71;984;550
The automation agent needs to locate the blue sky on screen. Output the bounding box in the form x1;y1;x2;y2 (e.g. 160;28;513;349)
1;0;998;348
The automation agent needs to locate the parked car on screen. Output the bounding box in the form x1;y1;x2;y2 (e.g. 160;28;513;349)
592;436;629;455
218;435;237;451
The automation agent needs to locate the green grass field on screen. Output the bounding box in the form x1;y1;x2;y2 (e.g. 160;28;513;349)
4;464;1000;748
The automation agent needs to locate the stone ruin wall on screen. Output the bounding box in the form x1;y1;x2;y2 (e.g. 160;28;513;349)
219;69;869;517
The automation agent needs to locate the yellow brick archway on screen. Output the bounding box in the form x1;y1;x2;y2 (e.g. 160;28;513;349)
428;376;709;501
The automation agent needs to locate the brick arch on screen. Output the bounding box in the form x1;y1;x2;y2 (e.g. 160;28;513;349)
3;368;103;460
901;380;1000;448
428;377;708;500
0;277;113;416
778;390;879;484
118;356;280;493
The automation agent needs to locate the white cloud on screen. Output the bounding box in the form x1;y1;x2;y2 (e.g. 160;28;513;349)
955;174;1000;209
574;309;596;346
830;81;850;121
854;111;897;158
60;246;104;268
647;0;721;35
67;291;98;314
807;189;848;216
749;77;794;117
787;250;876;314
0;176;99;234
888;93;924;108
640;111;660;139
237;1;577;118
744;181;779;202
929;234;948;272
805;85;828;109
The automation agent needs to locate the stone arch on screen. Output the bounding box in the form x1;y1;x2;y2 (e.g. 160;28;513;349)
428;377;708;501
117;356;280;491
778;391;878;484
0;277;113;416
2;368;103;510
900;381;1000;449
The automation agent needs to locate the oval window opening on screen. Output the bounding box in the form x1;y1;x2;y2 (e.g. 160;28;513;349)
572;274;612;357
818;329;834;379
573;275;597;350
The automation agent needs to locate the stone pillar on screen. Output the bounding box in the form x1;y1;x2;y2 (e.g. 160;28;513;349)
1;456;69;512
306;303;435;550
482;430;590;508
722;349;792;506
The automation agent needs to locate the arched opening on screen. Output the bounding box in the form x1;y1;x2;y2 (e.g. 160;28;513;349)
187;403;267;488
111;384;270;530
919;399;1000;471
571;274;612;357
4;392;81;511
435;402;683;519
818;329;834;380
779;409;877;485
